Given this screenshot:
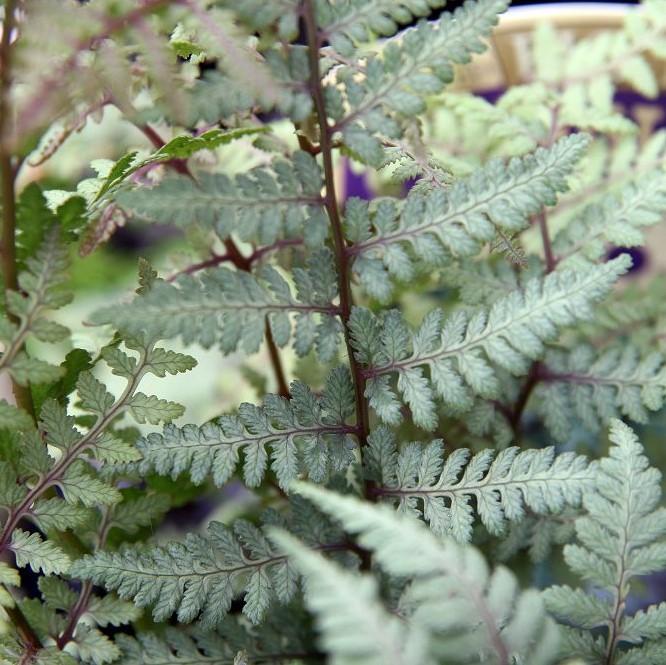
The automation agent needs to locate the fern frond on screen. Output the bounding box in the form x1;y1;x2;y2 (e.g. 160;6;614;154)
272;530;422;665
116;151;326;247
0;337;193;570
75;127;267;221
0;232;72;427
553;171;666;267
115;608;313;665
351;257;630;430
72;501;347;627
92;250;342;360
535;345;666;442
347;134;588;301
320;0;446;54
134;368;356;490
442;256;543;306
544;420;666;665
365;425;593;542
284;483;560;665
330;0;508;165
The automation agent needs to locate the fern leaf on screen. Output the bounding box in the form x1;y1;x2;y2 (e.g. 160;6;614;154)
72;507;345;627
115;610;313;665
553;171;666;266
286;483;560;665
347;134;588;301
135;368;356;490
320;0;446;53
544;420;666;664
272;530;422;665
9;529;70;575
365;426;593;542
535;345;666;442
117;151;326;246
0;232;71;392
351;256;630;430
91;250;342;361
330;0;509;165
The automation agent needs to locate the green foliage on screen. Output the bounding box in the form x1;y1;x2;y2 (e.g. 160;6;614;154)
0;232;71;429
364;425;593;541
92;250;342;360
274;483;559;665
134;367;356;490
347;134;588;301
553;171;666;267
351;257;629;430
320;0;447;51
544;421;666;664
329;0;509;165
535;345;666;441
116;150;326;246
3;1;666;663
73;499;345;627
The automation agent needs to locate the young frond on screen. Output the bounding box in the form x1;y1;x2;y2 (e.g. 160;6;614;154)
346;134;588;302
283;483;559;665
91;250;342;360
134;368;357;490
116;150;326;247
351;256;630;430
72;501;347;627
364;426;593;542
535;345;666;442
330;0;508;165
544;420;666;664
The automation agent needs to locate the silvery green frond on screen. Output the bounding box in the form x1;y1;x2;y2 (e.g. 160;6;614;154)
329;0;508;165
365;426;593;542
71;506;347;627
289;483;560;665
272;530;425;665
0;232;72;421
318;0;446;54
553;171;666;267
91;249;342;360
134;368;357;490
346;134;588;301
579;276;666;345
535;345;666;442
351;256;630;430
544;420;666;664
117;151;325;247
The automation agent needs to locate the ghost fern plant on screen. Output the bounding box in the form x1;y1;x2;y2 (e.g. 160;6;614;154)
1;0;666;663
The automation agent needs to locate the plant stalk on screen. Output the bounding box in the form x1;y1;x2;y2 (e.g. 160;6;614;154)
302;0;369;446
0;0;35;419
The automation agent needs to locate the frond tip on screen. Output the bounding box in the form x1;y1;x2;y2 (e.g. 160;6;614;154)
544;420;666;665
280;483;560;665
